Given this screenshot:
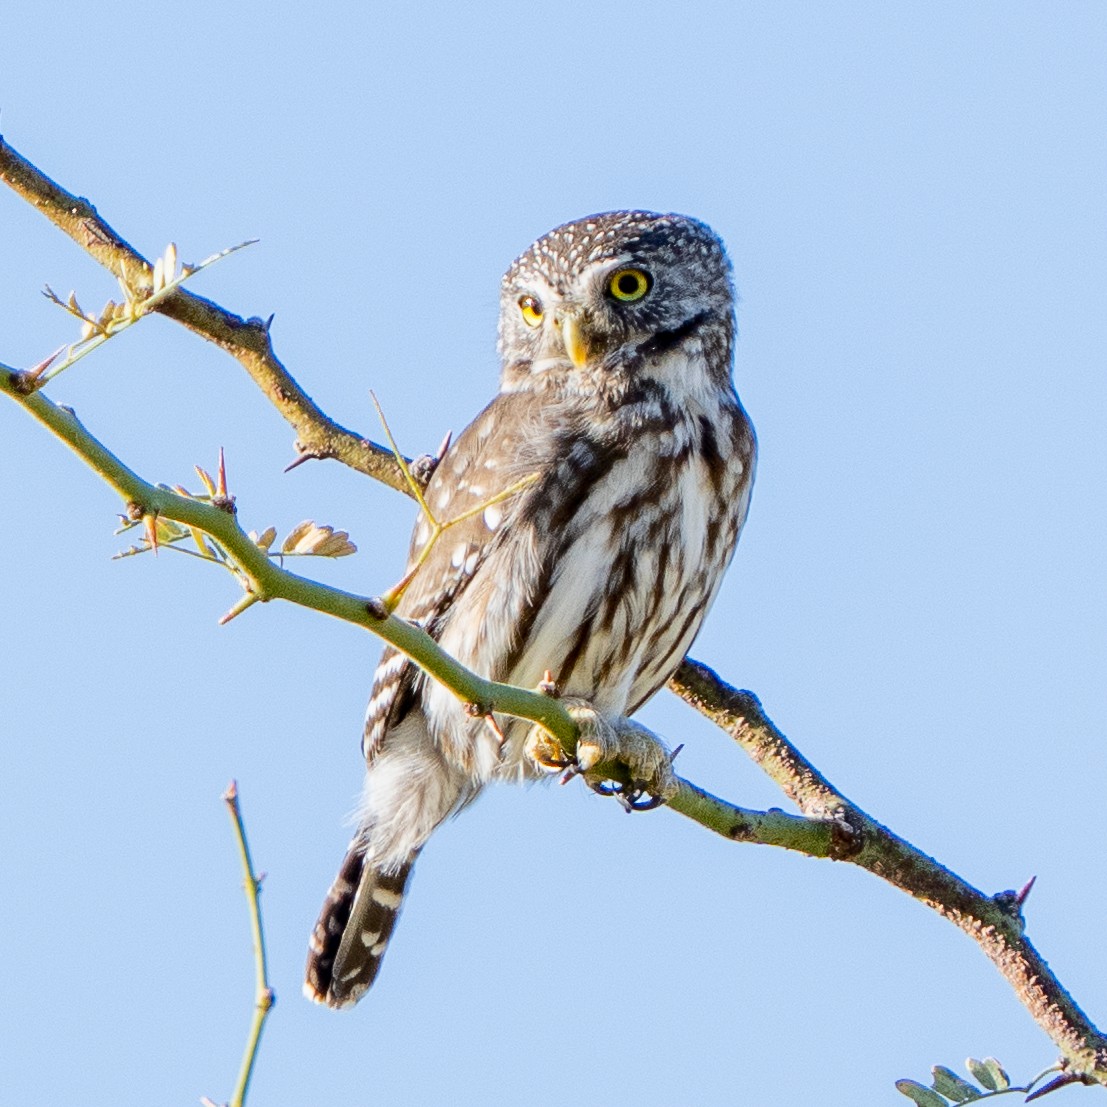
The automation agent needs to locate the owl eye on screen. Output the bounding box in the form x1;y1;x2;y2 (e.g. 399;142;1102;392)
607;267;652;303
518;295;543;327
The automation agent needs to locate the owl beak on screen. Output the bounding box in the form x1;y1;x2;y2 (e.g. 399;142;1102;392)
554;309;590;368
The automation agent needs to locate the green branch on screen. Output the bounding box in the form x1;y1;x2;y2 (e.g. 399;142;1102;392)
216;781;274;1107
0;366;575;748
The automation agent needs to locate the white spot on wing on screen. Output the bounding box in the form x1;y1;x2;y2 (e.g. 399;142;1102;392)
371;886;403;909
483;505;502;531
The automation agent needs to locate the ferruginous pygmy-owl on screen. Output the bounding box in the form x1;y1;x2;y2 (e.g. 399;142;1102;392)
305;210;756;1007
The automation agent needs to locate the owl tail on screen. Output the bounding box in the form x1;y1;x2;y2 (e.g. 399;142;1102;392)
304;842;417;1008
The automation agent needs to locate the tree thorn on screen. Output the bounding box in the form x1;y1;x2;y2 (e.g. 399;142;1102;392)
26;345;64;383
284;450;317;473
1026;1072;1088;1102
484;713;506;746
537;669;560;697
143;513;160;555
1015;875;1037;907
219;591;260;625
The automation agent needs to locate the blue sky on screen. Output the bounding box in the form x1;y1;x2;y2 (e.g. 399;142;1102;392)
1;3;1104;1104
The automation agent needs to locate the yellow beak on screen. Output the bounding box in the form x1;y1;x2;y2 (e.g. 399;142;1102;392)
557;312;590;368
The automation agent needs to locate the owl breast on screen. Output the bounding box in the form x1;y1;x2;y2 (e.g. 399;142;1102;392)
421;378;755;781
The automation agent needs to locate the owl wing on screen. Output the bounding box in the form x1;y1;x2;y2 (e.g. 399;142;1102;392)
360;393;531;763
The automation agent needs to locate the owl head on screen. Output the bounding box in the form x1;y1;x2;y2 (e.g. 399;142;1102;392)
498;211;735;396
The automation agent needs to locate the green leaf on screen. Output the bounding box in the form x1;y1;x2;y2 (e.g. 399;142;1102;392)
966;1058;997;1092
931;1066;980;1103
980;1057;1010;1091
895;1079;950;1106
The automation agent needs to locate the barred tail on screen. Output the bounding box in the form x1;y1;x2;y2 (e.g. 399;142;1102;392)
304;843;417;1008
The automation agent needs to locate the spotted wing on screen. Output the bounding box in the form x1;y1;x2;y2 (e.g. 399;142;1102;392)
360;394;529;763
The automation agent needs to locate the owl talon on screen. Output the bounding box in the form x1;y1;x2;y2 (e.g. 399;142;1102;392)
532;699;679;811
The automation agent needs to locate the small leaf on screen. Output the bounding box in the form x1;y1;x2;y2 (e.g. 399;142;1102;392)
281;521;357;557
281;519;316;553
194;465;216;497
931;1066;979;1103
312;529;357;557
980;1058;1009;1092
250;526;277;551
965;1059;997;1092
895;1079;950;1106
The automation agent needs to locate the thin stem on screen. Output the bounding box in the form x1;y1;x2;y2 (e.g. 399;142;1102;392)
221;781;274;1107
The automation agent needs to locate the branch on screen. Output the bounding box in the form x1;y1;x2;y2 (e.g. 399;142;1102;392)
0;134;408;491
669;660;1107;1088
213;781;274;1107
4;135;1105;1092
0;367;574;748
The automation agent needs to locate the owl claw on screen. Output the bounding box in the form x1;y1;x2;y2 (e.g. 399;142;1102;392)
525;699;678;811
589;778;667;812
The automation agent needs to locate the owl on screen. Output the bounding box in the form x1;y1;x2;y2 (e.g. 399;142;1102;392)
305;211;756;1007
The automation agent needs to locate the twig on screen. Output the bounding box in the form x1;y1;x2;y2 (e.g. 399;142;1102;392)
669;659;1107;1087
0;134;409;491
218;781;274;1107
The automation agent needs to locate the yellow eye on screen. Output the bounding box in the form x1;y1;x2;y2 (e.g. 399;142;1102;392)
608;267;651;302
518;295;543;327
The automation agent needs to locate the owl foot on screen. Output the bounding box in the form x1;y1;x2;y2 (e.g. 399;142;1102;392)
525;700;680;812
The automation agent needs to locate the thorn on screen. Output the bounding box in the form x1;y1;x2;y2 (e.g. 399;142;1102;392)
484;714;506;746
1026;1073;1087;1102
216;447;228;497
1015;875;1037;907
219;592;260;625
669;743;685;764
26;345;64;382
436;429;453;460
143;513;160;556
284;451;316;473
537;669;560;697
264;313;275;332
222;779;239;803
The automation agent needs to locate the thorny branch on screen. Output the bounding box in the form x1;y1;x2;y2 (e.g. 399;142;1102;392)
1;133;1104;1093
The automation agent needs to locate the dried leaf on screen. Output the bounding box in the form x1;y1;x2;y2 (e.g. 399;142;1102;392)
250;526;277;551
